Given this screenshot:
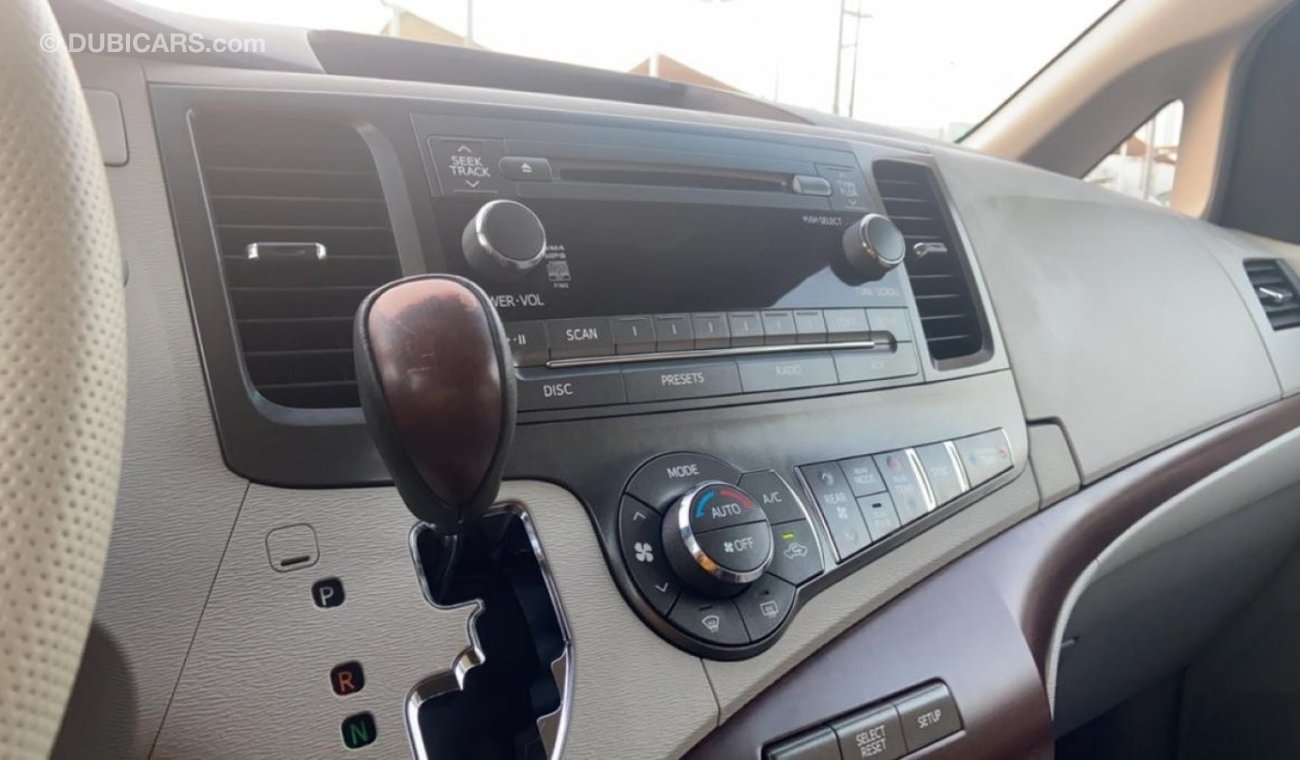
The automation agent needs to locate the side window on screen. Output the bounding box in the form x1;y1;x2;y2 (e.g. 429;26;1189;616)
1084;100;1184;206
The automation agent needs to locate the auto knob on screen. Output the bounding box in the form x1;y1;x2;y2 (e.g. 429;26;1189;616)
662;482;774;597
462;199;547;279
842;213;906;280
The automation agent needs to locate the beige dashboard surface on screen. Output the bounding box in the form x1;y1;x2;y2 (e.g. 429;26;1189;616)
936;147;1280;483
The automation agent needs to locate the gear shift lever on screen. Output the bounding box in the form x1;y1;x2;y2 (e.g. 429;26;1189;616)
353;275;516;590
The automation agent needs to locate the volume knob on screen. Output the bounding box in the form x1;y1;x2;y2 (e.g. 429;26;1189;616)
662;482;773;597
842;213;906;280
462;199;547;279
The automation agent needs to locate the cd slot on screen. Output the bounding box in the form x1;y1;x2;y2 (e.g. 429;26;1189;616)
555;160;790;193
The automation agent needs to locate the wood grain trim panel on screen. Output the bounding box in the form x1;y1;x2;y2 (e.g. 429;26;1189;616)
688;394;1300;760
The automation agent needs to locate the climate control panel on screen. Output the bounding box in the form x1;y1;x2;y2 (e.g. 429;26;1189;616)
618;454;825;654
615;430;1013;658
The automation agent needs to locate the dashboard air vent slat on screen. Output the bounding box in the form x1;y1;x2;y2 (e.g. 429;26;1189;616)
1244;259;1300;330
193;111;399;409
871;160;984;362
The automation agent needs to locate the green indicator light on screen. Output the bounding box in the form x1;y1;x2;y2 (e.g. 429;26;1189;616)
341;712;377;750
781;531;796;541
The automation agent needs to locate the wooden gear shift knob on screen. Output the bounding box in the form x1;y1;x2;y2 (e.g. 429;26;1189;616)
353;274;516;533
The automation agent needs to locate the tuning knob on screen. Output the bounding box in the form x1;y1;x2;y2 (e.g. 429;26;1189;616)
662;482;773;597
462;199;547;279
842;213;906;280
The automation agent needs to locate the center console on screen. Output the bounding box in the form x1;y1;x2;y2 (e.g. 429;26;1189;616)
150;79;1023;756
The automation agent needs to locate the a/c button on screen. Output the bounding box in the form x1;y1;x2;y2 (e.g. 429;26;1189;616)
517;368;626;411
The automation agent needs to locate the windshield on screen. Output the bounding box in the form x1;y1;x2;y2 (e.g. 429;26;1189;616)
131;0;1118;141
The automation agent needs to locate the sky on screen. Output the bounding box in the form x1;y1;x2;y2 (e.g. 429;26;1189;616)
130;0;1117;136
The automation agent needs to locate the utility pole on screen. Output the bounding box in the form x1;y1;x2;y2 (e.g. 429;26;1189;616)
466;0;475;46
833;0;871;117
378;0;401;37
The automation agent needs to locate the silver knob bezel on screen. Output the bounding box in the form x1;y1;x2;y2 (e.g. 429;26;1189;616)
469;198;548;274
844;212;906;274
672;481;773;586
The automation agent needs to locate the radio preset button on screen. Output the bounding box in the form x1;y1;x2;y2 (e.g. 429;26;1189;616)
653;314;695;351
867;308;915;342
612;316;657;355
626;453;742;511
737;353;838;393
793;310;828;343
516;368;625;411
692;313;731;349
824;308;871;342
546;317;614;360
833;345;920;383
623;361;742;403
761;311;797;345
727;312;765;347
503;320;549;366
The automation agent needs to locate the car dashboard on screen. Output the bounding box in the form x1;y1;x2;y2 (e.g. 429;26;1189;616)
60;25;1300;760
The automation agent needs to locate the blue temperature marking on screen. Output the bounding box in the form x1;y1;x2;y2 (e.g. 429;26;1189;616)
695;488;717;519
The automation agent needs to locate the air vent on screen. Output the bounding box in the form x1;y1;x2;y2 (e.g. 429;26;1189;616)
1244;259;1300;330
872;160;984;362
192;111;400;408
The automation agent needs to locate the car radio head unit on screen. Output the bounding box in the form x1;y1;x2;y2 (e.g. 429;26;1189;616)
433;196;910;323
411;118;945;418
